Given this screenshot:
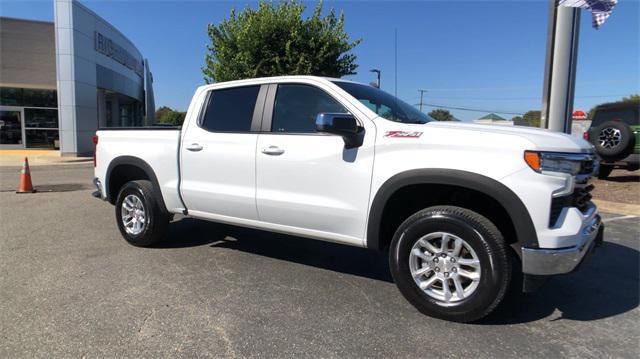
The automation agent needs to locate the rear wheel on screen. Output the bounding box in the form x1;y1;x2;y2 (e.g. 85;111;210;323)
389;206;511;323
115;180;169;246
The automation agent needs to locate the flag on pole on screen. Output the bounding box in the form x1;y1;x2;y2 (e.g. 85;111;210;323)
559;0;618;29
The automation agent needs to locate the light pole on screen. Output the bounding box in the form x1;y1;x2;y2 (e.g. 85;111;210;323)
541;1;580;133
370;69;381;88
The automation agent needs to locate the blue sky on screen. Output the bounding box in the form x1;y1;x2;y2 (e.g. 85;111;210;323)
1;0;638;121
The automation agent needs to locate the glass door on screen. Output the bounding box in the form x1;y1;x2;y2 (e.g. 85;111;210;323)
0;106;24;148
24;108;59;149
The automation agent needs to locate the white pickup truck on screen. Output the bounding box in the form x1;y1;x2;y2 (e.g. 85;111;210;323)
93;76;603;322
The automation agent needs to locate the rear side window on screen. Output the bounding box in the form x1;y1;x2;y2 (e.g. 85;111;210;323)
201;85;260;132
592;106;639;126
271;84;346;133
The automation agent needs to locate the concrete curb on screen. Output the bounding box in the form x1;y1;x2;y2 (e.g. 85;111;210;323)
0;150;92;167
0;156;92;167
593;199;640;216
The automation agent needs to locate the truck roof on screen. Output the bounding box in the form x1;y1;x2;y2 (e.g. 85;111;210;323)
197;75;361;92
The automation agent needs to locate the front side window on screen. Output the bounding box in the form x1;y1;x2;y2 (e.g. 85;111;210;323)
272;84;347;133
333;81;433;124
201;85;260;132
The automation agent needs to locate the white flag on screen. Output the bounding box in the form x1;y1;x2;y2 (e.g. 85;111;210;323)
559;0;618;29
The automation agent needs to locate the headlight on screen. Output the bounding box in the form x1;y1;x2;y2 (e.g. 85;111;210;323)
524;151;582;175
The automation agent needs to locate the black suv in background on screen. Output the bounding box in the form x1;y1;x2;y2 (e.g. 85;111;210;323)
584;101;639;179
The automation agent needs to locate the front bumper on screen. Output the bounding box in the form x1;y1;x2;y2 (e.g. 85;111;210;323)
521;212;603;275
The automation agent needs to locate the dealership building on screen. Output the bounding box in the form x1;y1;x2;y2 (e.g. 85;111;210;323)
0;0;155;156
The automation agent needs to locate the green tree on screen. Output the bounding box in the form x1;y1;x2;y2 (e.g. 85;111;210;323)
620;94;640;103
511;115;529;126
428;109;455;121
156;106;186;126
523;110;541;127
155;106;172;121
203;0;361;83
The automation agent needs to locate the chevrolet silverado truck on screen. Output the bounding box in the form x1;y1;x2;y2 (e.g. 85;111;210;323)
93;76;603;322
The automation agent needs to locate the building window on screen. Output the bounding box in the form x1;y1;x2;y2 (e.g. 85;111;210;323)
0;88;23;106
25;108;58;128
24;108;59;148
0;110;23;145
25;129;59;149
0;87;57;108
0;87;59;149
23;89;57;108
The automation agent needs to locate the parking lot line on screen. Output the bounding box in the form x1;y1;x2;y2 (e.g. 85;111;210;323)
602;215;638;223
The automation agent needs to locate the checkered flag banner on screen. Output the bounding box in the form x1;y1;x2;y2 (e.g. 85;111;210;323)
559;0;618;29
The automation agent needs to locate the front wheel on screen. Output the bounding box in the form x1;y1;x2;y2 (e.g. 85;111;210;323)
389;206;511;323
115;180;169;247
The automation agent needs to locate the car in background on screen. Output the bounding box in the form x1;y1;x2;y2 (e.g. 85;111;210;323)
584;101;640;179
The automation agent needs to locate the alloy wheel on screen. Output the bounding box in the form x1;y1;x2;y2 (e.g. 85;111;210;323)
599;127;622;149
121;194;146;235
409;232;481;303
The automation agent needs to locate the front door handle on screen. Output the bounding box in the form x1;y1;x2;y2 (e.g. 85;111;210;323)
261;145;285;156
186;143;203;152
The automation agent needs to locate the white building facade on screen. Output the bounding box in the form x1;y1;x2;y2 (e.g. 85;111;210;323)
0;0;154;156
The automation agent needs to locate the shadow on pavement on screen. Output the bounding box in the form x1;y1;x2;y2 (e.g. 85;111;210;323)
481;240;639;324
159;217;638;324
157;217;393;282
0;183;91;193
37;183;92;192
602;174;640;183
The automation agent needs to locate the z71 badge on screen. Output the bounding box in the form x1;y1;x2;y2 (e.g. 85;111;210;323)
385;131;423;138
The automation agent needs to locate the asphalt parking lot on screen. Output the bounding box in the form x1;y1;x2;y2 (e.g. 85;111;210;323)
1;163;638;358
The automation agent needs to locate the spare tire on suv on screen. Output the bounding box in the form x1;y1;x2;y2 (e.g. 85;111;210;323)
594;120;634;159
585;101;640;179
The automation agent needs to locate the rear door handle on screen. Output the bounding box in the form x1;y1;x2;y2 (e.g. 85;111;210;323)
186;143;203;152
261;145;285;156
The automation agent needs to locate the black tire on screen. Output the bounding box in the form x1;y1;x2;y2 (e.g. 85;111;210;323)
115;180;169;247
389;206;511;323
594;120;634;160
597;165;614;180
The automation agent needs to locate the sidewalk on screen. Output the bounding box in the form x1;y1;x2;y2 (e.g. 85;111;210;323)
0;150;92;167
593;199;640;217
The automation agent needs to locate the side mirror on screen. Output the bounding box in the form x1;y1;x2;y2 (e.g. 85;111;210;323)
316;113;364;149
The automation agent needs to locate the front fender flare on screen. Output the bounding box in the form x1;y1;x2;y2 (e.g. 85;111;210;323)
366;169;538;250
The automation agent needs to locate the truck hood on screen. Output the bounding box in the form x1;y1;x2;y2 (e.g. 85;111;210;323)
423;121;594;153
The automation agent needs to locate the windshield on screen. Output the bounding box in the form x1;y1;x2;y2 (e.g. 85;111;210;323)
332;81;433;124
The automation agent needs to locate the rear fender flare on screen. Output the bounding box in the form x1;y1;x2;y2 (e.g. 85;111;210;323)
105;156;169;214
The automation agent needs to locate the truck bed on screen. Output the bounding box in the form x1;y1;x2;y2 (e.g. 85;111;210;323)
94;127;184;212
97;125;180;131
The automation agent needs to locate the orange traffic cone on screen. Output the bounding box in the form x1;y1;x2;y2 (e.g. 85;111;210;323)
17;157;35;193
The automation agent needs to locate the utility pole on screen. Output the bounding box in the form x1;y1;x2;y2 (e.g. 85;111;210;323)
394;28;398;99
418;89;428;112
541;1;581;133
